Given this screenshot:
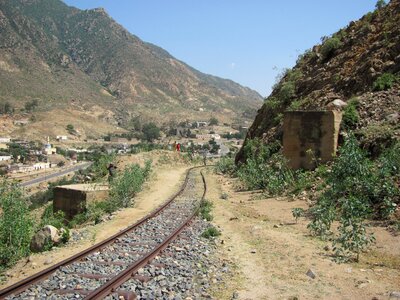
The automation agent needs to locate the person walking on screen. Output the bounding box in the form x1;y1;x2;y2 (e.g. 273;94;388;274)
107;163;117;183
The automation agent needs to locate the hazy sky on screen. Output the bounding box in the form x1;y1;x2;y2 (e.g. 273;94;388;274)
63;0;378;97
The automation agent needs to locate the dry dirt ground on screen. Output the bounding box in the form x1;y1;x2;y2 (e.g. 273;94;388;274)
205;169;400;300
1;157;399;299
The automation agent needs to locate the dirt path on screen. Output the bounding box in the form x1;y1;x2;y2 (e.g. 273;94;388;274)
0;163;189;289
205;169;400;300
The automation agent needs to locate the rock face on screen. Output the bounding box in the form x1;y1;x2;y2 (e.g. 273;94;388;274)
0;0;262;124
237;0;400;163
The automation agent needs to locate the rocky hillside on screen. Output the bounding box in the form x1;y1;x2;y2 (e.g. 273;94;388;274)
0;0;262;132
237;0;400;163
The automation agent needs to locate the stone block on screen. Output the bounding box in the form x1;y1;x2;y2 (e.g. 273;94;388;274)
283;111;342;170
53;184;109;220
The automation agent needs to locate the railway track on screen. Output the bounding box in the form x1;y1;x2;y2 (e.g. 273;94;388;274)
0;166;208;300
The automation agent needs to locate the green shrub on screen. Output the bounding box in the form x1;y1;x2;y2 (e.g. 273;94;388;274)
320;37;342;60
40;204;67;229
278;81;295;103
108;160;152;211
373;73;397;91
342;98;359;129
215;156;236;175
0;181;33;269
237;151;295;195
66;124;76;135
308;135;399;261
201;226;221;239
90;153;115;181
292;208;305;223
264;97;281;110
199;200;213;221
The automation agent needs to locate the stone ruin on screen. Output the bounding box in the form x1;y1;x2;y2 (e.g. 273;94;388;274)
283;111;342;170
53;184;109;220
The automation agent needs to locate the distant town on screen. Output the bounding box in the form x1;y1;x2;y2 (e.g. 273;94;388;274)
0;118;248;182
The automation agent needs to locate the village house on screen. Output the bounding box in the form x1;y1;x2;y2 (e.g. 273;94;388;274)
13;119;29;126
195;133;221;140
0;137;11;143
0;155;12;162
56;135;68;141
196;121;208;127
7;162;52;174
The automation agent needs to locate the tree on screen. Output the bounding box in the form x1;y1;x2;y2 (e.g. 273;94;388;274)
0;102;13;115
66;124;76;135
141;123;161;142
209;117;219;126
8;143;27;162
25;99;38;112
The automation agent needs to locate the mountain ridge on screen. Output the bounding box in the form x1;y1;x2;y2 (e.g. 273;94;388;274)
0;0;262;138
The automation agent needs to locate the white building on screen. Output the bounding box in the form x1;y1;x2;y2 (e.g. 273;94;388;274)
196;133;221;140
0;155;12;161
0;137;11;143
56;135;68;141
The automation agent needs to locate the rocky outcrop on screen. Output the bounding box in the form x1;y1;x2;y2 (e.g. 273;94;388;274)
237;0;400;163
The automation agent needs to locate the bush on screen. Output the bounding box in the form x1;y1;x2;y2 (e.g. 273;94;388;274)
201;226;221;239
66;124;76;135
320;37;342;60
237;141;294;195
308;135;399;261
108;160;152;211
209;117;219;126
215;156;236;174
278;81;295;103
0;181;33;269
40;204;66;229
264;97;281;110
373;73;397;91
199;200;213;221
342;98;359;129
25;99;39;112
292;208;305;223
90;153;115;181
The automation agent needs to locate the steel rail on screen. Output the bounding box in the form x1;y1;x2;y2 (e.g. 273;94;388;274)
0;166;205;299
85;170;207;299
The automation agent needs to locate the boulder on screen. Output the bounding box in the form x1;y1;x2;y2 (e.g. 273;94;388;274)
327;99;347;110
30;225;61;253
